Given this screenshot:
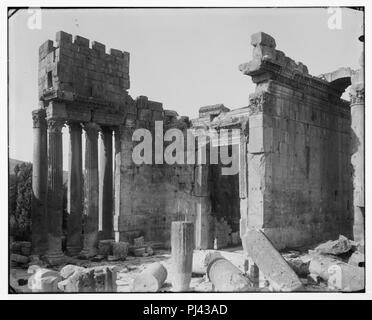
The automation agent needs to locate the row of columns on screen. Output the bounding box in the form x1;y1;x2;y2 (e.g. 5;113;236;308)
31;109;118;263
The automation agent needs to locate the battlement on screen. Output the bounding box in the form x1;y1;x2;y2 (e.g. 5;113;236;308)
38;31;130;109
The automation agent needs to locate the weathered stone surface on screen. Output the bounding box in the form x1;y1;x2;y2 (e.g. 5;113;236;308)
91;266;117;292
192;250;248;275
314;235;352;256
242;229;303;291
45;119;66;265
31;108;48;255
66;122;83;256
60;264;85;279
80;122;100;258
57;268;96;292
192;250;222;274
284;256;311;277
207;257;253;292
98;239;115;256
328;264;364;292
131;262;167;292
240;32;353;250
348;251;365;267
11;253;29;265
28;268;62;293
308;255;344;281
112;241;129;260
171;221;194;292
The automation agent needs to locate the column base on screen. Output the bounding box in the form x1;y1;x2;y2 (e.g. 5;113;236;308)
79;232;99;258
66;246;82;257
44;251;66;266
79;247;98;259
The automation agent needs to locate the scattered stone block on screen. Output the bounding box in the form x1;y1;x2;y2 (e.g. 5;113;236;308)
314;235;352;256
28;268;62;293
91;255;105;262
192;250;248;275
307;273;322;285
309;255;344;281
192;250;222;274
328;264;364;292
98;239;115;256
284;255;311;277
11;253;29;265
107;255;121;262
348;251;365;267
112;241;129;260
131;262;167;292
90;266;117;292
242;229;303;292
19;241;32;256
133;247;146;257
133;236;145;247
207;257;253;292
58;268;96;292
60;264;85;279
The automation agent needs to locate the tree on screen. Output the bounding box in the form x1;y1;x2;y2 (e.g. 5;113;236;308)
10;162;33;241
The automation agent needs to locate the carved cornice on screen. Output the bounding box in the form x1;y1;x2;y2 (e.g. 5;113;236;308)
32;109;47;129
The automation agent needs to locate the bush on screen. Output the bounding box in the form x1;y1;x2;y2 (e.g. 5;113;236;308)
10;163;32;241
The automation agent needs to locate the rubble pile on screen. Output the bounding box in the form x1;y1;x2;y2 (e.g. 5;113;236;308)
9;233;365;293
283;235;365;292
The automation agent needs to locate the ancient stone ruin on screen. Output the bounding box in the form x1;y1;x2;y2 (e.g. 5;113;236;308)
30;29;364;285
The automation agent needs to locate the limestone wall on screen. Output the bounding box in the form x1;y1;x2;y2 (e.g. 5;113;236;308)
240;32;353;249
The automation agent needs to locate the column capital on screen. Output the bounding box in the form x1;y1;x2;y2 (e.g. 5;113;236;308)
99;126;114;138
32;109;47;129
47;119;65;133
67;121;82;133
82;122;100;138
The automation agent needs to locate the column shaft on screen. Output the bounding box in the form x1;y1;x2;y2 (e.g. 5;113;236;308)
66;122;83;255
81;122;100;257
45;119;65;264
31;108;48;255
100;127;113;239
113;126;122;242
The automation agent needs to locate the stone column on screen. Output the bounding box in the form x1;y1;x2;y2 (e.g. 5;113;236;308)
113;123;135;242
31;108;48;255
81;122;100;257
113;126;122;242
45;119;65;265
350;34;364;245
99;127;113;239
239;133;249;238
66;122;83;255
194;142;213;249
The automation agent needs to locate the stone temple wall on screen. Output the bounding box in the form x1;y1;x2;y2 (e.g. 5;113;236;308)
239;32;353;249
33;30;356;260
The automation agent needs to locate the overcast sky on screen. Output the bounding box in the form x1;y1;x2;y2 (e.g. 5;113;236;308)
8;7;363;168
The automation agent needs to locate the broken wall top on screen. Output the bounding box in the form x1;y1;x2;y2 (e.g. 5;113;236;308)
239;32;352;101
39;31;130;112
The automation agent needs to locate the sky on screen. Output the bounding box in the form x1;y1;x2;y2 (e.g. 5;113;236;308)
8;7;363;169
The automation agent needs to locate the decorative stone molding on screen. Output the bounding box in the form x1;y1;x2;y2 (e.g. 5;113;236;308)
32;108;47;129
67;121;82;134
47;119;65;133
82;122;100;138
